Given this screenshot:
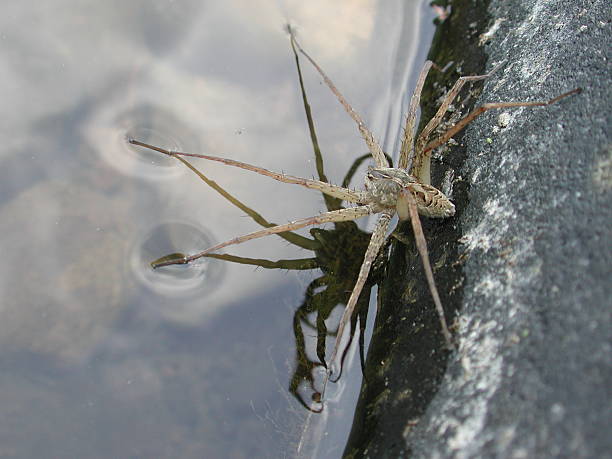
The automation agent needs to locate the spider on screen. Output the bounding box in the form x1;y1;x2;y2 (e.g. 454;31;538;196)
129;28;580;379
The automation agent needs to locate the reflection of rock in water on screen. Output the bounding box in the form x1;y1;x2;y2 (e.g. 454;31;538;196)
0;180;133;362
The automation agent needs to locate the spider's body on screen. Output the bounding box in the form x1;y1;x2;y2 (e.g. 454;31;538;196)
364;168;456;219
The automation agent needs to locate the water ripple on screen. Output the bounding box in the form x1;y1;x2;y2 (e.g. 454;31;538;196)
85;101;200;181
130;220;224;298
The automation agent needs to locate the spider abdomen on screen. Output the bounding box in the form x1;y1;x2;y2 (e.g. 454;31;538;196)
406;182;455;218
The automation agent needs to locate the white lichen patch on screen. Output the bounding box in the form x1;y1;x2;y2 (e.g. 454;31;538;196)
479;18;506;45
497;112;513;128
441;169;455;198
431;318;504;458
592;145;612;192
459;198;512;252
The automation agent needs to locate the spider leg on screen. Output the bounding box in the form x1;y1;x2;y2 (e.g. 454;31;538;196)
290;32;342;212
328;212;393;380
129;139;366;204
288;29;389;169
169;152;317;251
398;189;453;348
421;88;582;157
412;64;502;183
398;61;433;170
152;205;378;268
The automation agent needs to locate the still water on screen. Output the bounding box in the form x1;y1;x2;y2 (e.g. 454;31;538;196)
0;1;435;457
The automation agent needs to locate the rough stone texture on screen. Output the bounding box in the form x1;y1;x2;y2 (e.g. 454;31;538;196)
346;0;611;457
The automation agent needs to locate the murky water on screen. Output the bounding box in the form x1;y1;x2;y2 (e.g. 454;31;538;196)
0;1;435;457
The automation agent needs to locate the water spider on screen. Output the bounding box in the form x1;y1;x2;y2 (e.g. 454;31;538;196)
129;27;580;388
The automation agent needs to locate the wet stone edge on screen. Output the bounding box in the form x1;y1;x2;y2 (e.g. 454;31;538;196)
343;1;491;457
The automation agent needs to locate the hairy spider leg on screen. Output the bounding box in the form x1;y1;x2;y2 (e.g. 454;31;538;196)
422;88;582;156
167;150;317;251
398;61;433;170
398;188;452;345
412;65;503;183
328;212;393;380
151;205;378;268
288;28;389;169
129;139;366;204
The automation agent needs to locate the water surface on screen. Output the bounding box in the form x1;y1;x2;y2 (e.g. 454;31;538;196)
0;1;435;457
